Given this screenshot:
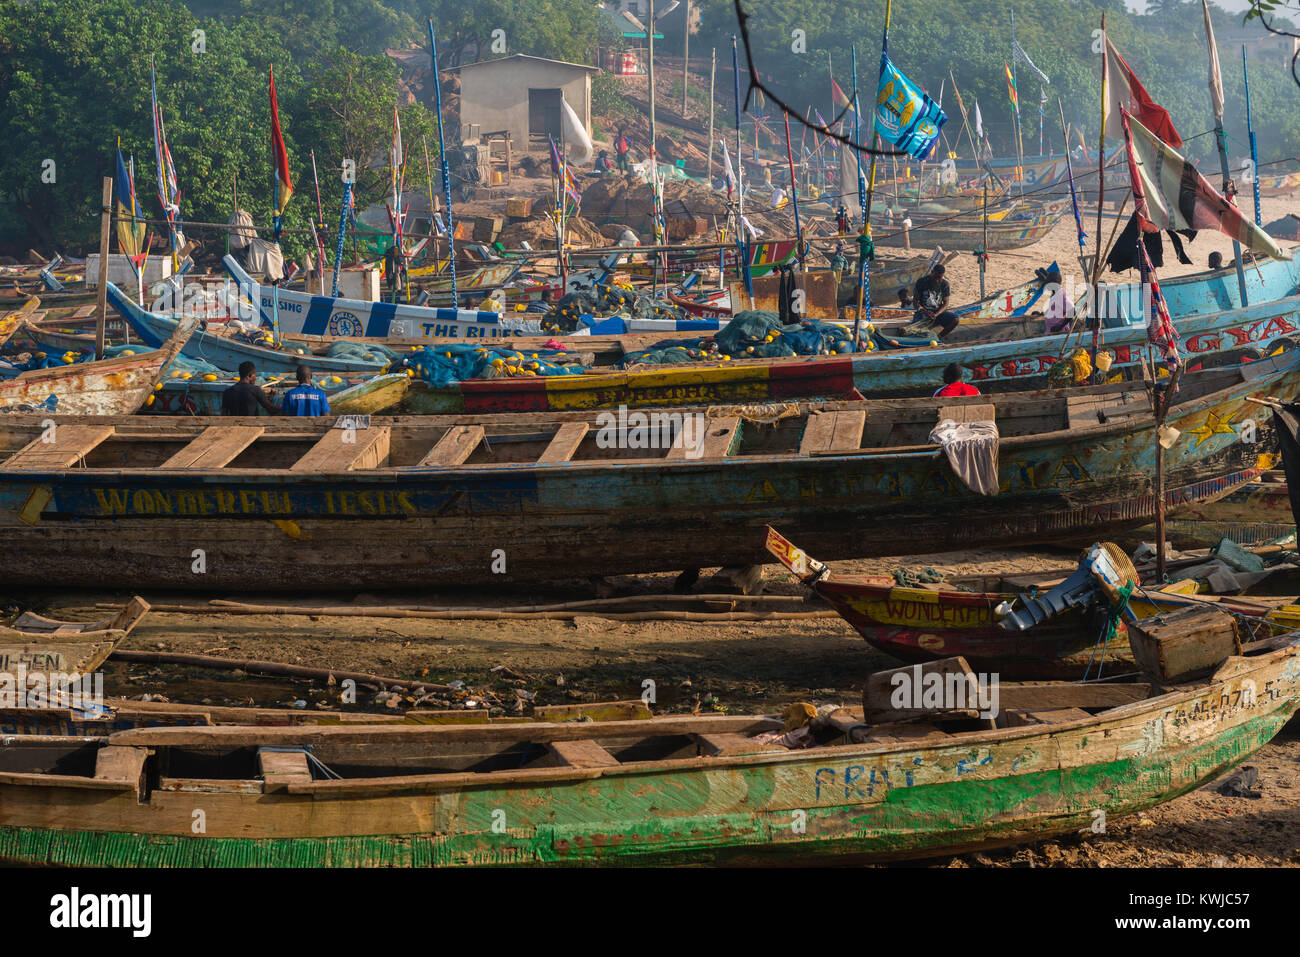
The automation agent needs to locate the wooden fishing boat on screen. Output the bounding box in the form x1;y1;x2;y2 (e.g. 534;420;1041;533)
106;283;392;377
1169;470;1295;546
0;636;1294;867
622;239;799;281
0;319;194;415
1;597;149;678
0;297;39;349
148;371;412;416
763;527;1288;678
0;356;1290;590
879;207;1067;251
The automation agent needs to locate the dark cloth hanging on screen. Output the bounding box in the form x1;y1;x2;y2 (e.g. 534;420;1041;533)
1105;212;1196;272
1272;405;1300;533
777;263;800;322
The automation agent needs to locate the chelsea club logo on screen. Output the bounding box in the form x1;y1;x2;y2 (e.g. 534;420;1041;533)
328;311;363;336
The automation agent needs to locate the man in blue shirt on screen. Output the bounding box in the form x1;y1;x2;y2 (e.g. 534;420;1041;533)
281;365;331;416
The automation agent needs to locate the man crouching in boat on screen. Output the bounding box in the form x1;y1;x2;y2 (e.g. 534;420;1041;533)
281;364;331;416
221;361;282;416
913;264;959;339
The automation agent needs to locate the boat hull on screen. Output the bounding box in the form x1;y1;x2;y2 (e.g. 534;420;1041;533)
0;642;1293;866
0;359;1288;589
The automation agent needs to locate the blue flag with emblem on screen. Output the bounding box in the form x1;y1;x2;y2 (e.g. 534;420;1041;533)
874;49;945;161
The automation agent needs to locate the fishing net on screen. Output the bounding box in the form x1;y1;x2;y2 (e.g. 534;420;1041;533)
324;340;402;364
542;283;686;333
620;312;859;367
402;343;586;387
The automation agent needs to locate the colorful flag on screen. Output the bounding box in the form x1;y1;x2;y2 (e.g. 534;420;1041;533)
1201;0;1225;124
831;78;853;113
874;51;946;161
1121;109;1289;260
269;65;293;239
114;144;146;258
150;58;184;259
1004;62;1018;111
1137;226;1181;368
391;105;405;237
549;136;582;213
1103;35;1181;148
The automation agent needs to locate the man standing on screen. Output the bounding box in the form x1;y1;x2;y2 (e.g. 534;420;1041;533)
913;264;959;338
614;129;631;174
221;361;281;416
281;365;331;417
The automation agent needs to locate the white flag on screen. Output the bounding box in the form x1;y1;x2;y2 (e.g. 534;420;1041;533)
1201;0;1224;124
974;100;983;138
720;139;737;197
1012;40;1049;85
560;97;593;165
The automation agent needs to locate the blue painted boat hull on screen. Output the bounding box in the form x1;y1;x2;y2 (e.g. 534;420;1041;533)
108;282;390;377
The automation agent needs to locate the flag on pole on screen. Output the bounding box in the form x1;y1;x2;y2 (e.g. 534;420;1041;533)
1012;41;1049;85
269;65;294;240
974;100;983;138
114;144;146;258
549;135;582;214
874;51;946;160
1201;0;1225;124
1004;62;1018;111
150;58;184;260
721;138;738;198
1137;226;1181;368
1102;35;1181;148
1121;109;1289;260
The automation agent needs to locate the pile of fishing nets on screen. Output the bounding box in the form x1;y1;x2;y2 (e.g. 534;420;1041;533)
402;343;587;388
621;311;860;366
542;282;686;333
323;340;401;366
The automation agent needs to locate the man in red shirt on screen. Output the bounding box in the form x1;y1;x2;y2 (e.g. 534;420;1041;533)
933;363;980;397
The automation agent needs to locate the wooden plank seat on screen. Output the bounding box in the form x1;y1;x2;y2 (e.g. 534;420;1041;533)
292;426;391;471
420;425;484;467
537;422;589;464
667;415;740;460
3;425;114;470
161;426;264;469
800;409;866;455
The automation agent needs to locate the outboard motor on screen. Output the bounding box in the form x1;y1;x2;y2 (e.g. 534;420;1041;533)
999;543;1139;631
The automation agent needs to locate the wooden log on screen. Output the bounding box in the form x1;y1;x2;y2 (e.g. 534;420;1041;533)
533;700;651;722
109;649;456;693
1128;606;1242;683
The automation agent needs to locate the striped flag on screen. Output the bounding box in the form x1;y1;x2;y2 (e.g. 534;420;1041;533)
269;65;294;239
549;136;581;214
1004;62;1017;111
1121;109;1290;261
150;58;184;259
114;144;146;258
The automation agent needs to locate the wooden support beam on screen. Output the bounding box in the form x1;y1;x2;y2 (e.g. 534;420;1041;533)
94;745;150;797
537;421;589;464
419;425;485;467
258;747;312;791
160;426;264;469
545;739;621;768
291;426;391;471
667;415;740;460
799;409;865;455
693;732;787;756
3;425;114;470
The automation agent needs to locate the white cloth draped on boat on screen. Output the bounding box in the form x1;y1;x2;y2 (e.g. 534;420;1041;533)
227;208;256;250
929;418;1000;496
245;237;285;281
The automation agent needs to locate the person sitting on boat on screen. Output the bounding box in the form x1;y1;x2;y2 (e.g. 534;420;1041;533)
933;363;980;398
1209;251;1229;270
897;287;914;310
1042;268;1075;335
281;365;331;417
913;264;959;338
595;150;615;174
221;361;281;416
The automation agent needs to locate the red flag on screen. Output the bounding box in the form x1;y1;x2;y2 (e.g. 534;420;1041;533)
830;78;852;111
270;65;294;221
1103;35;1181;148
